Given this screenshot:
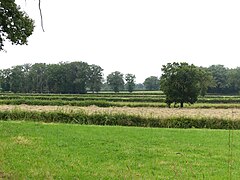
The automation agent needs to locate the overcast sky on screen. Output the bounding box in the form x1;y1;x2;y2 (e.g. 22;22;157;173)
1;0;240;83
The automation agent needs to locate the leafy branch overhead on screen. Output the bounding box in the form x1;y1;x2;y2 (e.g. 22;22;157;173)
0;0;38;51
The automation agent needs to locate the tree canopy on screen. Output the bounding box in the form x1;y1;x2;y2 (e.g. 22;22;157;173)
88;65;104;93
1;60;240;95
107;71;124;93
125;73;136;93
143;76;160;91
198;67;215;96
207;65;229;94
0;0;34;51
0;61;104;94
160;62;212;107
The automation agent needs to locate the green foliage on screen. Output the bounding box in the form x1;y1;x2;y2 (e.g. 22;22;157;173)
135;83;145;91
28;63;48;93
71;62;90;94
198;67;215;97
45;63;65;93
201;65;240;94
143;76;160;91
227;67;240;94
87;65;104;93
160;62;202;107
207;65;229;94
0;61;104;94
107;71;124;93
0;68;11;91
125;73;136;93
0;1;34;51
1;61;240;95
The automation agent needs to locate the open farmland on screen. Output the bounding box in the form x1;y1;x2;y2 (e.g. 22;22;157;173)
1;92;240;178
0;104;240;120
0;92;240;129
1;92;240;108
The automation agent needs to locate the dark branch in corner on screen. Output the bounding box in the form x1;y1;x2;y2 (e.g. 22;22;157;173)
38;0;45;32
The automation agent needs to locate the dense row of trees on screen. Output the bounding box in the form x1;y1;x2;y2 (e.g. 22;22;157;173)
0;61;160;93
107;64;240;95
0;62;104;94
0;61;138;93
0;61;240;96
207;65;240;94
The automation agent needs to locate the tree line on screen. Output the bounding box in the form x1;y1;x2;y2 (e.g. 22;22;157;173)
0;61;240;95
0;61;137;93
0;61;162;93
0;62;103;94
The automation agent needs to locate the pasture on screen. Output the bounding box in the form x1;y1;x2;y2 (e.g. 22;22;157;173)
1;92;240;178
1;121;240;179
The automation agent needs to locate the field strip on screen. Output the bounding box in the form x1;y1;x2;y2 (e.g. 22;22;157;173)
0;104;240;120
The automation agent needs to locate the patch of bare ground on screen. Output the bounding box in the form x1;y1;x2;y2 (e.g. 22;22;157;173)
0;105;240;120
13;136;32;145
0;171;11;179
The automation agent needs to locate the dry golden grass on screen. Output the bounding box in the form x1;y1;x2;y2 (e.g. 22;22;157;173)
0;104;240;120
13;136;32;145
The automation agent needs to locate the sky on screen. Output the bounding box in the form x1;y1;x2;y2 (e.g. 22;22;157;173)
1;0;240;83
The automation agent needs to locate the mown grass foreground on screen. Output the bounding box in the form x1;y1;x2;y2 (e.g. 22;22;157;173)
1;121;240;179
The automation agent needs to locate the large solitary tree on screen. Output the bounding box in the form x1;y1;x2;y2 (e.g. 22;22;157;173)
160;62;207;108
0;0;34;51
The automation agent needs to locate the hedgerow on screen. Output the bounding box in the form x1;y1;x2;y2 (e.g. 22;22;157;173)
0;109;238;129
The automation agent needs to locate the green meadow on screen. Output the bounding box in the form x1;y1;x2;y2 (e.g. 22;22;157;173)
1;121;240;179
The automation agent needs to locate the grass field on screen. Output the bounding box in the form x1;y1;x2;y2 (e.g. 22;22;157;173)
0;121;240;179
1;92;240;179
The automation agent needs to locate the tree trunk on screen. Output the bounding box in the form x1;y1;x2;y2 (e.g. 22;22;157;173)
180;102;184;108
167;102;171;108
